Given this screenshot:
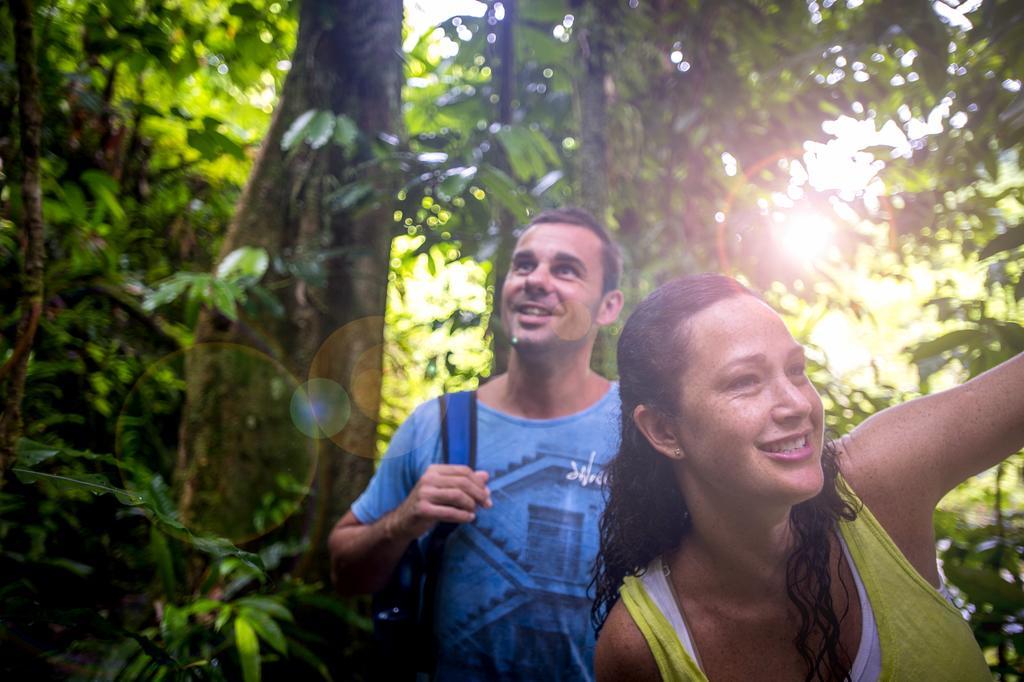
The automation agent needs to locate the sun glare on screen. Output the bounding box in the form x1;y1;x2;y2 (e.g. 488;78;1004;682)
776;212;835;263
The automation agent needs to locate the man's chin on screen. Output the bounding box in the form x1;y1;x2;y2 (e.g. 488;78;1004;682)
509;330;554;352
510;331;589;355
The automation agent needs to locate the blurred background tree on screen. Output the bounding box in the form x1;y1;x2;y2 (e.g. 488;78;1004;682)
1;0;1022;679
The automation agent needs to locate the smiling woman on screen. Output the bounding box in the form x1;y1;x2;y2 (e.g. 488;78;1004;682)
592;273;1024;682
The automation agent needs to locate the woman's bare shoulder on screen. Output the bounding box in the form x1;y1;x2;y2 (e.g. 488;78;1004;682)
595;599;662;682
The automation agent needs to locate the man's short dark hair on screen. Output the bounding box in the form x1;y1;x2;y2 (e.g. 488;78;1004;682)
525;207;623;294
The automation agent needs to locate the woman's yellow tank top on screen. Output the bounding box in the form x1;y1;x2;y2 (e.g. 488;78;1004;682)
619;494;991;681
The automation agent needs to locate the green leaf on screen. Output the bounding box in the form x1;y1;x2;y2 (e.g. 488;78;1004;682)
143;272;202;311
306;110;336;150
215;606;233;632
15;438;61;467
332;114;359;154
208;280;239;320
184;598;223;616
475;166;530;219
188;127;245;161
190;535;265;574
978;224;1024;260
993;321;1024;354
281;109;317;151
229;2;261;20
12;468;145;506
235;596;293;622
238;607;287;655
234;617;261;682
908;328;987;362
81;170;126;221
61;183;88;223
495;126;561;181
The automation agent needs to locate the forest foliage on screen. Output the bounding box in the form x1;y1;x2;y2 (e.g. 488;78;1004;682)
2;0;1023;679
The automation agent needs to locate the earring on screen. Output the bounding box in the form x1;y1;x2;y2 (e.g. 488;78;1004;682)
672;448;682;459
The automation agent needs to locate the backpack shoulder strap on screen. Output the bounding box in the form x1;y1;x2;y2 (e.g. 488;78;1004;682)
439;390;477;468
418;390;477;675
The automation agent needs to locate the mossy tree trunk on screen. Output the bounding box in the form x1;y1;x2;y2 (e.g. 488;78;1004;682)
176;0;403;582
0;0;46;486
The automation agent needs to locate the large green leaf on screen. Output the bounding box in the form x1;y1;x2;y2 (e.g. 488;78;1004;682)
234;616;261;682
15;438;61;467
12;468;145;506
238;607;287;655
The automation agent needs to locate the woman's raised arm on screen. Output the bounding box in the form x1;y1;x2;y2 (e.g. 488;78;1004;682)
839;351;1024;578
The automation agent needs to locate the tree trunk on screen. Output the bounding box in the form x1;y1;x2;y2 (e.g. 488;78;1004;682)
176;0;403;582
0;0;46;487
574;0;616;377
486;0;517;377
575;1;610;221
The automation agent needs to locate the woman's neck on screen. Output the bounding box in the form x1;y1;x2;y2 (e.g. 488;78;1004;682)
671;494;796;603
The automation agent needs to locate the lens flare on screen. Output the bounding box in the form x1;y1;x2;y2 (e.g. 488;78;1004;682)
309;316;386;459
290;378;351;439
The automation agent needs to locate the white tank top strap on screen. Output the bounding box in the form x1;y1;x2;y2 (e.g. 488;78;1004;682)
639;556;703;666
838;536;883;682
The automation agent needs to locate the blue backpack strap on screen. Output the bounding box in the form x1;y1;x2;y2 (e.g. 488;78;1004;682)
416;390;477;676
440;390;477;468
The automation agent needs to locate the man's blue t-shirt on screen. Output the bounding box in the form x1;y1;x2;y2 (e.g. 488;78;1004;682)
351;385;620;681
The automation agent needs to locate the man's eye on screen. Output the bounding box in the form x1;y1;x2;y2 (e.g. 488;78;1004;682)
787;364;808;380
553;264;579;277
513;261;534;273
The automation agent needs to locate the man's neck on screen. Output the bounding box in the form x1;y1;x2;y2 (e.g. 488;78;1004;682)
477;347;610;420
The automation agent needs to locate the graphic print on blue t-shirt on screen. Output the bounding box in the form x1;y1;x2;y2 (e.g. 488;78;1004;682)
351;386;619;682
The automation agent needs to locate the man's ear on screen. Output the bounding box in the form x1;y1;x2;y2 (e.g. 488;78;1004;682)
596;289;624;326
632;404;684;461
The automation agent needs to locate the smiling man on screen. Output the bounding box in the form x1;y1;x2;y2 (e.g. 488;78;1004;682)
329;208;624;680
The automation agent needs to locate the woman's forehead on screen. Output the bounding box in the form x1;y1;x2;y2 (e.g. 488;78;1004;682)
686;296;798;364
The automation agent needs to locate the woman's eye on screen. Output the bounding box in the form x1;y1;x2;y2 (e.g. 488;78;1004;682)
730;375;759;390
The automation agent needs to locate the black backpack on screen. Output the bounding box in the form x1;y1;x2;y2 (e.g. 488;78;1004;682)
371;390;477;680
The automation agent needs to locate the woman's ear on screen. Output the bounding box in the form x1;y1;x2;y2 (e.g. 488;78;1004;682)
632;404;684;461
